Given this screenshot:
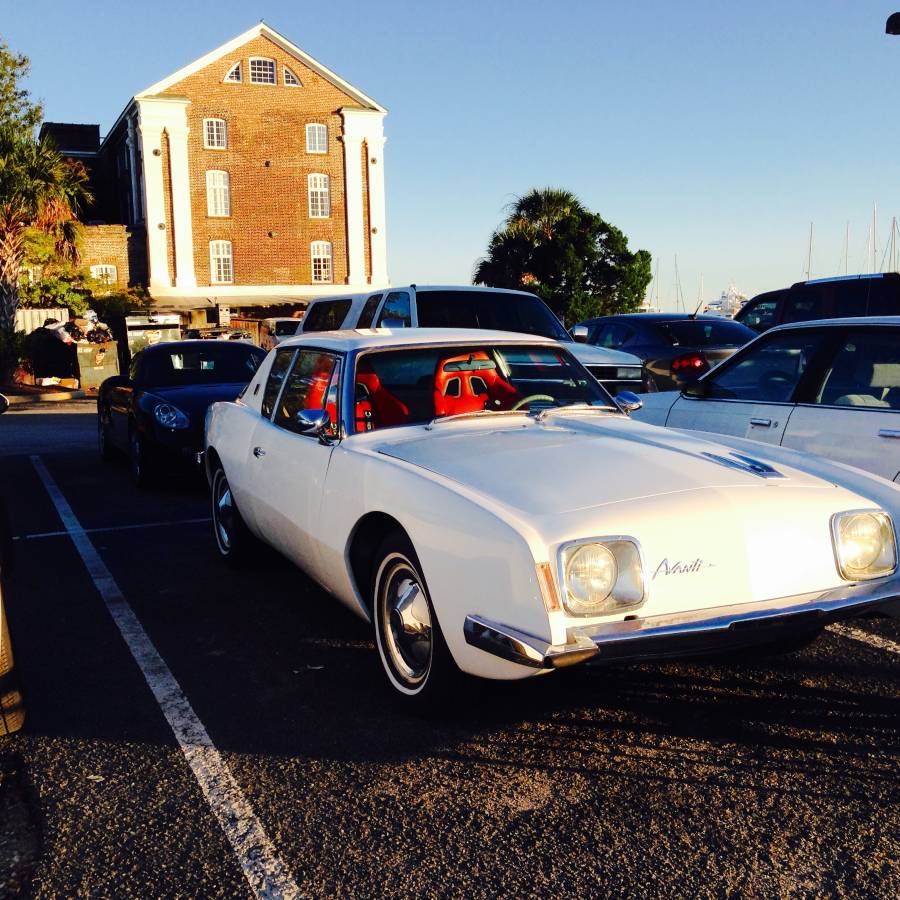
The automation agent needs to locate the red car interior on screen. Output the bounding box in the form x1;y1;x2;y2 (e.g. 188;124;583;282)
355;360;410;432
433;352;520;417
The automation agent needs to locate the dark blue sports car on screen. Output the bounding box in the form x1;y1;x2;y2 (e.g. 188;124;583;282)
97;340;265;486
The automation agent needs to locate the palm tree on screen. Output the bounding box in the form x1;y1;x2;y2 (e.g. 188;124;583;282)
0;125;90;333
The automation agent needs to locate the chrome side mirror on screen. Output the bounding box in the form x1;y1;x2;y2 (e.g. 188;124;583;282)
295;408;335;444
0;394;8;415
570;324;588;343
615;391;643;414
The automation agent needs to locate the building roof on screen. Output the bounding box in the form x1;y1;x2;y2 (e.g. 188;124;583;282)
136;22;386;112
279;328;557;352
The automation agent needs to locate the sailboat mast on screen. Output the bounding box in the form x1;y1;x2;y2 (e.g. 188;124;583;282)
805;222;813;280
844;221;849;275
873;202;878;273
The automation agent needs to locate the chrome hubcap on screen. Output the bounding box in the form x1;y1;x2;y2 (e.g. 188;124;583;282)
381;561;432;684
214;476;234;551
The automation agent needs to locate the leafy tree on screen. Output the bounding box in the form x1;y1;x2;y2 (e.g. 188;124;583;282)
0;124;91;332
0;39;42;133
474;188;652;326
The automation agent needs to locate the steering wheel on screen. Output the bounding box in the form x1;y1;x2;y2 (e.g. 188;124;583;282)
758;371;793;400
512;394;556;411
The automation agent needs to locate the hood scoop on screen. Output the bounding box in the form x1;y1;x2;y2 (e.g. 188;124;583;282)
700;451;784;479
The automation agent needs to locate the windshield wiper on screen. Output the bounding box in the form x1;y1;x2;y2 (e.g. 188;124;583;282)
424;409;527;430
534;403;619;422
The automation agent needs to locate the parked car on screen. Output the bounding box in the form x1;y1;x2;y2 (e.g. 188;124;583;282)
98;340;265;486
203;329;899;707
575;313;757;391
260;317;303;352
299;285;644;396
633;317;900;482
735;273;900;334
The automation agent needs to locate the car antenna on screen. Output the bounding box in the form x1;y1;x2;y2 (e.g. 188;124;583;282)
689;272;703;319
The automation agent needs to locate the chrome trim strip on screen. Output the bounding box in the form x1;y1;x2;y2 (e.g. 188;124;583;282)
879;429;900;439
464;574;900;669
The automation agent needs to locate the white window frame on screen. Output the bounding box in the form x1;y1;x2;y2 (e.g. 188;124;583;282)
90;264;117;284
210;240;234;284
249;57;277;85
224;62;242;83
305;123;328;154
283;66;301;86
206;170;231;217
307;174;330;219
311;241;333;283
203;118;227;150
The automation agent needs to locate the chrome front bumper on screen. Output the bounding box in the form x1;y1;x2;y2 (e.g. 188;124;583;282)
463;574;900;669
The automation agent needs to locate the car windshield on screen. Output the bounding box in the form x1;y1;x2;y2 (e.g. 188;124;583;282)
659;320;755;347
415;291;571;342
141;344;264;386
353;343;614;432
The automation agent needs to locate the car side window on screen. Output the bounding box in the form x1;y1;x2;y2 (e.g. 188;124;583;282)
376;291;411;327
129;351;142;382
358;293;384;328
592;323;632;349
261;349;295;418
815;330;900;410
705;332;827;402
741;299;779;332
782;290;824;324
274;350;340;434
303;300;352;332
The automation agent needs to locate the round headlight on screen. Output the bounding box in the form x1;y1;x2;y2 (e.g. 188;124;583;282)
839;513;886;571
565;543;617;614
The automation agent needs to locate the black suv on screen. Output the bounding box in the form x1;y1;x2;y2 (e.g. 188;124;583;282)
735;273;900;333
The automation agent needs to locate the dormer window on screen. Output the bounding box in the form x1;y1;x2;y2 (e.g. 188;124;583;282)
283;66;301;86
224;62;242;83
249;57;276;84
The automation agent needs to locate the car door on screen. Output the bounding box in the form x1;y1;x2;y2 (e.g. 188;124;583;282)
666;329;833;444
781;326;900;480
246;347;341;577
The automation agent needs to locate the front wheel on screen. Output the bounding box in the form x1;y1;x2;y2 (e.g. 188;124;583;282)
129;426;155;488
97;406;114;462
372;532;459;708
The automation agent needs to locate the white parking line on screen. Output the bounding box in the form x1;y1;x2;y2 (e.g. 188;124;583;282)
30;455;299;900
14;517;211;541
829;623;900;656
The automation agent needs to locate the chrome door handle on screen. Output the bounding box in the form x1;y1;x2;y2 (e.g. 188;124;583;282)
750;417;772;427
253;446;266;458
879;429;900;439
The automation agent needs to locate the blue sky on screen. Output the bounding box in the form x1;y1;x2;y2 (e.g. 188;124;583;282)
6;1;900;308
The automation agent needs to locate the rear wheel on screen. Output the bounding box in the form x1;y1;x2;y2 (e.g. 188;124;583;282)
372;531;459;708
210;465;253;566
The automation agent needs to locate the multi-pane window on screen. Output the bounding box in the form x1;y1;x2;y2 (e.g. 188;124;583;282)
206;170;231;217
204;118;227;149
90;264;117;284
249;57;276;84
305;123;327;154
307;174;330;218
224;62;242;83
210;240;233;284
283;66;301;86
311;241;333;283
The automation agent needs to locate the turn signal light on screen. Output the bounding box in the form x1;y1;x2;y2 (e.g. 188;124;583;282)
536;562;562;612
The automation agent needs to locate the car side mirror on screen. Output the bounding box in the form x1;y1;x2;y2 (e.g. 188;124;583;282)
682;380;708;399
570;324;588;343
380;318;407;329
615;391;643;414
295;408;335;444
0;394;8;415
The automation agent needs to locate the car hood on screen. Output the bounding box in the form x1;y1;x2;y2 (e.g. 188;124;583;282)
376;413;832;517
142;383;248;426
567;342;642;367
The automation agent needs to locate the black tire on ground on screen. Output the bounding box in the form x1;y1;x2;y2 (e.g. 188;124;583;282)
97;405;115;462
726;626;825;660
210;464;254;566
371;530;460;709
129;425;155;488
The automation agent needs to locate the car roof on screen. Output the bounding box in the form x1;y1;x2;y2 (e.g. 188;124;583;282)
577;313;746;324
276;328;559;352
305;285;539;303
769;315;900;332
143;340;263;352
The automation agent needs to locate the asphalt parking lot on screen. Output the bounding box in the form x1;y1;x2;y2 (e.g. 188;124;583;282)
1;400;899;898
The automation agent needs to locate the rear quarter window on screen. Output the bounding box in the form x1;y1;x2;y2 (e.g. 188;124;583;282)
303;299;352;332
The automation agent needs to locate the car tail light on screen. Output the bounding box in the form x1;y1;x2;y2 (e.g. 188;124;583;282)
671;352;708;376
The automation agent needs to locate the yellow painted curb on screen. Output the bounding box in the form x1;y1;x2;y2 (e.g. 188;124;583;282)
0;592;24;735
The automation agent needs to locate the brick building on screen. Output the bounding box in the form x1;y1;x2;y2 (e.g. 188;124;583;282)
40;23;388;317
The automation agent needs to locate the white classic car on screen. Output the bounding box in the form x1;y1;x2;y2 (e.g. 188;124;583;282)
204;329;900;706
633;317;900;483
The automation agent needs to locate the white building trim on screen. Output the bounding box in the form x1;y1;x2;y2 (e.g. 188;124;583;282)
136;96;196;292
136;23;386;113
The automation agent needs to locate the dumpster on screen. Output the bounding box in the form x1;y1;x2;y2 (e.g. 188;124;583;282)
76;341;120;391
